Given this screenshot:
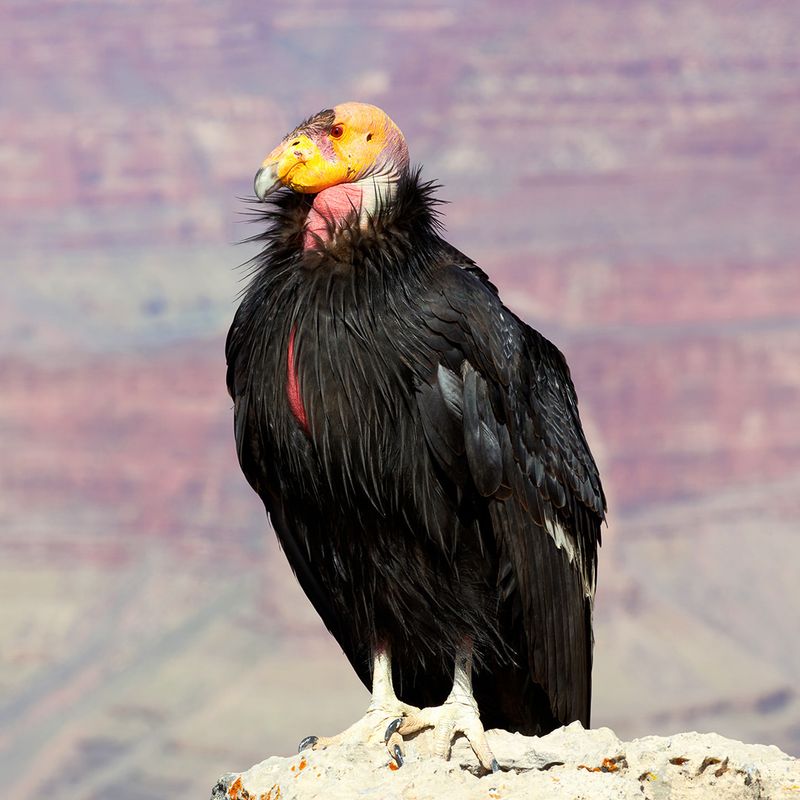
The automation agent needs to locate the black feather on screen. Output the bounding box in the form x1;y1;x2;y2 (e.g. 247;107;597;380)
227;169;605;732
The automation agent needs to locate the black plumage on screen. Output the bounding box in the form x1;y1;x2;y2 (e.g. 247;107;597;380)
226;171;605;734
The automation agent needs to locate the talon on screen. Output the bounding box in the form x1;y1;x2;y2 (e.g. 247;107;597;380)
384;717;403;742
491;758;500;773
298;735;318;752
393;743;404;767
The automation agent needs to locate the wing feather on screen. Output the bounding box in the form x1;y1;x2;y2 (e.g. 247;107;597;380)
415;264;605;725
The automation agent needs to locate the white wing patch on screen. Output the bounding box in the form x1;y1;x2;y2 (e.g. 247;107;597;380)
544;515;595;598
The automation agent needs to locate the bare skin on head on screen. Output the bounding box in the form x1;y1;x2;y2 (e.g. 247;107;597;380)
254;102;410;248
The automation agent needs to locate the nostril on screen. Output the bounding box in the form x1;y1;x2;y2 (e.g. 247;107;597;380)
291;140;300;147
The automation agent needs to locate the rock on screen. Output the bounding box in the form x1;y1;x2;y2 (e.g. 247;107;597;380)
210;722;799;800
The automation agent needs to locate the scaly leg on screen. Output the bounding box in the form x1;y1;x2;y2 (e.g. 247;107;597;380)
298;643;418;765
385;642;499;772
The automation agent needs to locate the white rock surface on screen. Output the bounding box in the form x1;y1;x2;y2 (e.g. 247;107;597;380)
211;722;800;800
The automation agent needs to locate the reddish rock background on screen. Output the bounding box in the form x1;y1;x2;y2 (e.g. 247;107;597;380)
1;2;799;798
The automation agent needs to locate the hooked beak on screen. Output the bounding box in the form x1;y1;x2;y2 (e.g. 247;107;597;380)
253;135;317;201
253;132;352;200
254;163;281;200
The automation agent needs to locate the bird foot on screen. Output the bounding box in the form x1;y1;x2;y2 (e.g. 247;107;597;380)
299;699;419;766
387;698;499;772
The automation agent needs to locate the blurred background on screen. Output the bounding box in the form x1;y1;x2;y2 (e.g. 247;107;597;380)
2;1;799;797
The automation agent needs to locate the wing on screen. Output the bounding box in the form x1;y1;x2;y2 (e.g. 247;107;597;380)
414;262;605;725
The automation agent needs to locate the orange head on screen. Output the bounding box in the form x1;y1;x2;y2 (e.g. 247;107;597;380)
254;102;409;199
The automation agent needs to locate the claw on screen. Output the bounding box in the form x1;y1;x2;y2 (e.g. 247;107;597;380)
384;717;403;742
395;698;497;770
393;743;404;767
298;735;318;752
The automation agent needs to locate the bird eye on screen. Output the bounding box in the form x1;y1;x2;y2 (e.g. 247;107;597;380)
330;124;344;139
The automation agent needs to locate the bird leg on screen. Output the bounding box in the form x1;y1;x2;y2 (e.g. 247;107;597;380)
298;643;418;765
386;642;499;772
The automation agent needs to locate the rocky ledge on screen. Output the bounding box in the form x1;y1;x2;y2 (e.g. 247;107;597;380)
210;722;799;800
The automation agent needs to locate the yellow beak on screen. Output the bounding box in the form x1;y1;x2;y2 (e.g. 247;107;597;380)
254;133;352;200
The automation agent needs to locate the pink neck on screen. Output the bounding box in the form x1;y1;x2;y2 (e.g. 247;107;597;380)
303;184;365;249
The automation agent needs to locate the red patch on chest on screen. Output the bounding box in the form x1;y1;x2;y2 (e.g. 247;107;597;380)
287;326;309;433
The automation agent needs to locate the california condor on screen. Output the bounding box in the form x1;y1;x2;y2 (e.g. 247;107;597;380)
226;102;605;769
